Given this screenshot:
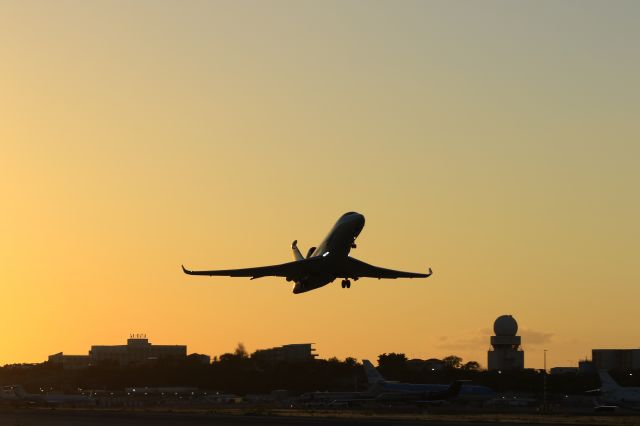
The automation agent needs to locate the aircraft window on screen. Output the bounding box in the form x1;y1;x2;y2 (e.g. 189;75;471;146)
343;212;356;217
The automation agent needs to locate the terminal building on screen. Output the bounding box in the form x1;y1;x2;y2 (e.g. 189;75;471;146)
48;335;190;368
47;352;92;370
487;315;524;371
592;349;640;371
252;343;317;363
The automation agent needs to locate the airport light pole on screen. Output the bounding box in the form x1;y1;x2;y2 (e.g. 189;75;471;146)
543;349;548;413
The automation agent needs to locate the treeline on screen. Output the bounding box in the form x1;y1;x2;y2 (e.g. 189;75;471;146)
0;347;616;396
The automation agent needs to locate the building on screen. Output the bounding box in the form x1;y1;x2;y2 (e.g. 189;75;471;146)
487;315;524;371
550;367;578;375
187;353;211;365
252;343;317;363
48;352;92;370
592;349;640;371
579;360;595;374
90;335;187;366
48;335;191;368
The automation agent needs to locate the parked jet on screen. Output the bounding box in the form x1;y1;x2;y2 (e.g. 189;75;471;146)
361;360;496;403
596;370;640;409
5;385;94;406
182;212;432;294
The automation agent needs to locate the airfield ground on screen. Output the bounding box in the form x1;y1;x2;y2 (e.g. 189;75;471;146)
1;407;639;426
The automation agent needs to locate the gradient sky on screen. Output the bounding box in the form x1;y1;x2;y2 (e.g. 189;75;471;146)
1;1;639;369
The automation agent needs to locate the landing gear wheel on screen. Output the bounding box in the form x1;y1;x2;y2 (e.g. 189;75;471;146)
341;279;351;289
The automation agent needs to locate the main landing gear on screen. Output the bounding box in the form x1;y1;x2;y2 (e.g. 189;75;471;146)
341;279;351;289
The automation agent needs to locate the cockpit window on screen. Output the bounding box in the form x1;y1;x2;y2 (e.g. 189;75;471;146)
342;212;357;217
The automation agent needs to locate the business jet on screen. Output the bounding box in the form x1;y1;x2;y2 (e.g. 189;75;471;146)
361;360;495;403
182;212;432;294
5;385;94;406
595;370;640;409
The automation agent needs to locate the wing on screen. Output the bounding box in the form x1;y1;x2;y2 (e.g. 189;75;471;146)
344;257;432;279
182;257;320;280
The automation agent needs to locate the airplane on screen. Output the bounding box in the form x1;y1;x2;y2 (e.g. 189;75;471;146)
361;360;496;403
595;370;640;409
296;360;467;407
6;385;94;406
182;212;432;294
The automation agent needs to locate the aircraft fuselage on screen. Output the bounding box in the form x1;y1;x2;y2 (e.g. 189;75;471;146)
292;212;365;294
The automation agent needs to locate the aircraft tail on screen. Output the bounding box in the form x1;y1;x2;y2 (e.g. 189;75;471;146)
443;380;468;399
362;360;386;384
291;240;304;261
599;370;621;392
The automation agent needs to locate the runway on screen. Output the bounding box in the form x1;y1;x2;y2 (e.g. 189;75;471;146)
0;408;635;426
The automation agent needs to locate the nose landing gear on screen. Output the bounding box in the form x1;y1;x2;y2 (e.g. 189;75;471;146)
341;279;351;289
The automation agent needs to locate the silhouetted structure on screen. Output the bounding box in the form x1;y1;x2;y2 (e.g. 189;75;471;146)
48;335;191;368
579;359;595;374
48;353;91;369
593;349;640;371
252;344;317;363
550;367;578;375
187;353;211;365
488;315;524;371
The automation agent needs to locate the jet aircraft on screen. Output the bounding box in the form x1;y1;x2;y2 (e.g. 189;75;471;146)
182;212;432;293
361;360;496;403
3;385;94;406
595;370;640;409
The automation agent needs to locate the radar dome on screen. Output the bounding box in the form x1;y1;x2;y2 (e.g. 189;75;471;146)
494;315;518;336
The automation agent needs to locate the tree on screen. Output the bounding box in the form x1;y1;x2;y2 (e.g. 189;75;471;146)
234;343;248;359
377;353;408;380
344;357;358;367
442;355;463;370
378;353;408;369
463;361;481;371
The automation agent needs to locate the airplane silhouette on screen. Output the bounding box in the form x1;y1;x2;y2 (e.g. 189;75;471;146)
182;212;432;294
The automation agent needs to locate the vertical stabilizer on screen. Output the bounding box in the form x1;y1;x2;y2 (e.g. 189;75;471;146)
598;370;621;392
291;240;304;261
362;360;386;384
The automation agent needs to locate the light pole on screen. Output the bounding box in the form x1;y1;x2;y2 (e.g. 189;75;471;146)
543;349;548;413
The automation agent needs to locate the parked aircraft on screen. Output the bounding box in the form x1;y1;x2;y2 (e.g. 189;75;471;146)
7;385;94;406
361;360;496;403
299;360;494;406
183;212;432;293
597;370;640;409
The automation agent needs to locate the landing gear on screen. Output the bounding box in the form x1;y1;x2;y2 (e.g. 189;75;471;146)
341;279;351;289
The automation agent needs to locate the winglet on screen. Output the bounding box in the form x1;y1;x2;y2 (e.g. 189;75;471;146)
182;265;192;275
426;267;433;277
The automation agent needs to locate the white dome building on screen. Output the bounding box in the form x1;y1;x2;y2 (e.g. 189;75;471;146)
488;315;524;371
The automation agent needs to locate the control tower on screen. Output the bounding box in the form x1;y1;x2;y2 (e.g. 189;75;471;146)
488;315;524;371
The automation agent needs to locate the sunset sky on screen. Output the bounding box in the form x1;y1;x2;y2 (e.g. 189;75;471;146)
1;1;638;369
